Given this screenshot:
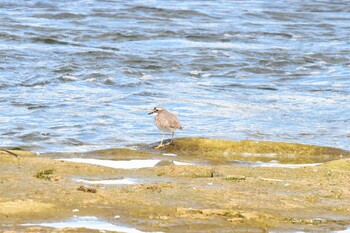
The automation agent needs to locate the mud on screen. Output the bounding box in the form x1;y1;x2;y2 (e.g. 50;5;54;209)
1;138;350;232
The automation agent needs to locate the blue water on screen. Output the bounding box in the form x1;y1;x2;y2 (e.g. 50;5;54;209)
0;0;349;152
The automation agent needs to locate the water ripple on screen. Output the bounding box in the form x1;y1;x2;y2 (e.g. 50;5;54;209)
0;0;348;152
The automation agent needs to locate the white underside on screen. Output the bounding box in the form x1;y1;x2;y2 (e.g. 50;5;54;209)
157;126;176;133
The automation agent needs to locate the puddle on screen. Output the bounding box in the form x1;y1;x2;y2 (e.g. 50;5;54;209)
233;160;322;168
58;158;192;169
75;178;139;185
162;153;177;157
336;227;350;233
258;177;285;182
22;216;160;233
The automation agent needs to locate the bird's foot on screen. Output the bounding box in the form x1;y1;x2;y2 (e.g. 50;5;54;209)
165;141;175;146
154;144;165;149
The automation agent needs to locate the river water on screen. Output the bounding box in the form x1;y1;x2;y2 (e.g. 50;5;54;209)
0;0;349;152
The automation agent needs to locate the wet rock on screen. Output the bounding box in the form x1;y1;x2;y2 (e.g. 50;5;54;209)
77;185;97;193
155;160;175;166
223;175;246;181
290;217;328;224
88;148;155;159
34;169;62;181
176;207;264;223
160;138;350;163
34;169;54;180
145;185;162;193
1;139;350;232
158;215;169;220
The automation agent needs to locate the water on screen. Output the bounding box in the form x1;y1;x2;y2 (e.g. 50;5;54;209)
58;158;192;169
0;0;349;152
22;216;159;233
336;227;350;233
75;178;140;185
233;160;323;168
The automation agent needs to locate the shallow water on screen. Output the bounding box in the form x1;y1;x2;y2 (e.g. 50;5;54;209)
336;227;350;233
59;158;192;169
22;216;155;233
0;0;349;152
233;160;323;168
76;177;140;185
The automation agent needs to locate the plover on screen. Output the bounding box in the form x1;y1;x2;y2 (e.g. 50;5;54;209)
148;107;183;148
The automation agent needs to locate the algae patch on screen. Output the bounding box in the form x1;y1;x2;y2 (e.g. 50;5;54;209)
158;138;350;164
34;169;54;180
321;159;350;171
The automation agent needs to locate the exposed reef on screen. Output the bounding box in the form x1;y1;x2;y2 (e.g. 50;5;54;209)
0;139;350;232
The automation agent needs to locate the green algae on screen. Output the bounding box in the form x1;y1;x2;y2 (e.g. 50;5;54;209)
321;159;350;171
34;169;54;180
170;138;349;156
87;148;157;159
159;138;350;164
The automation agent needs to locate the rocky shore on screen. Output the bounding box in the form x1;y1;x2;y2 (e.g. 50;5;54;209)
1;138;350;232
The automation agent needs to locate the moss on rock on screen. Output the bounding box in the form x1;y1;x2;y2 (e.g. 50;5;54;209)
321;158;350;171
156;138;350;163
169;138;349;156
87;148;156;159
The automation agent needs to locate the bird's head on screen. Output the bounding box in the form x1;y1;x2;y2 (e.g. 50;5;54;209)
148;107;165;115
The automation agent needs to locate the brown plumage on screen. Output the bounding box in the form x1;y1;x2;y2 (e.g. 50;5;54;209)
148;107;183;148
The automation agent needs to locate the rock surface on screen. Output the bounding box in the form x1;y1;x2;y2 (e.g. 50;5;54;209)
0;139;350;232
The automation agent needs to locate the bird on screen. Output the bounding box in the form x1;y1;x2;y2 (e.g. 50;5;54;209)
148;107;183;148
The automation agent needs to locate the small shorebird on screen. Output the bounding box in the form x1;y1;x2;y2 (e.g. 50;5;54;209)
148;107;183;148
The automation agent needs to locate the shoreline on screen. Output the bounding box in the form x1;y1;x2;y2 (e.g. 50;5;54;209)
1;138;350;232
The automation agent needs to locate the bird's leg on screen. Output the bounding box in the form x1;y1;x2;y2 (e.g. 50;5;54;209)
165;132;175;146
155;132;165;149
171;131;175;145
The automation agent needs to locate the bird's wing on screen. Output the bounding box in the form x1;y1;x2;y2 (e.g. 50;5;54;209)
157;112;183;129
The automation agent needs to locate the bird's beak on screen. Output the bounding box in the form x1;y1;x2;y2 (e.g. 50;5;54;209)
148;110;156;115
